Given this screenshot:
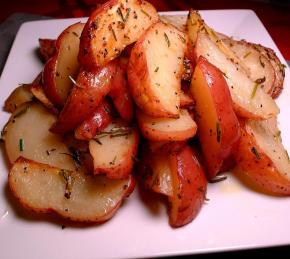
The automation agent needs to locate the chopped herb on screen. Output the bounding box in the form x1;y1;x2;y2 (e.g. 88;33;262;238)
177;34;186;44
216;122;221;143
72;31;79;37
110;156;117;165
19;138;24;152
93;126;132;142
251;83;259;99
61;225;66;229
251;146;260;160
243;51;251;59
221;71;228;79
164;33;170;47
60;147;81;166
59;169;75;199
141;9;150;18
259;56;265;67
154;67;159;72
94;138;102;145
111;27;117;41
124;8;131;22
116;7;125;22
205;197;210;202
255;76;266;84
68;75;81;88
209;175;227;183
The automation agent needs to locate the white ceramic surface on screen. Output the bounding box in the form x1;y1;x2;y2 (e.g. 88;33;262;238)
0;10;290;259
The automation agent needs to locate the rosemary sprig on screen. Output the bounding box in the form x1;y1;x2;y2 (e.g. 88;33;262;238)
141;9;150;18
243;51;251;59
164;33;170;47
93;126;132;141
251;146;260;160
59;169;75;199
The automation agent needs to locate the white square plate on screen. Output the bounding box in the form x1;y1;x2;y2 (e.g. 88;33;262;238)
0;10;290;259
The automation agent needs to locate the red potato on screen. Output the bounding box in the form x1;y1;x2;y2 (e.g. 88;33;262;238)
136;109;197;141
139;146;173;197
50;61;117;134
4;84;33;113
38;39;56;63
139;143;207;227
43;23;84;106
74;100;113;140
194;32;279;120
9;157;135;222
89;121;139;179
234;118;290;195
169;145;207;227
109;63;134;122
127;21;187;118
190;56;240;179
78;0;158;69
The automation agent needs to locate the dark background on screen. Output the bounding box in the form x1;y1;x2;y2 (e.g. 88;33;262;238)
0;0;290;59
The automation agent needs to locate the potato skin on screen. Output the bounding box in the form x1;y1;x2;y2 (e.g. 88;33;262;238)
50;61;117;134
75;100;113;140
234;125;290;195
43;23;84;107
190;56;240;179
169;145;207;228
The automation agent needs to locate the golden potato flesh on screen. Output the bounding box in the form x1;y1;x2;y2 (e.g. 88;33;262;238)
9;157;135;222
4;102;76;170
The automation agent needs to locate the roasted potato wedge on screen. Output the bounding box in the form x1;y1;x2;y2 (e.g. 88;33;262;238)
43;23;84;106
128;21;187;118
3;103;76;170
4;84;34;113
50;62;117;134
190;56;240;179
234;118;290;195
136;109;197;141
221;37;276;97
9;157;135;222
78;0;158;69
38;38;56;63
195;32;279;119
169;145;207;227
89;121;139;179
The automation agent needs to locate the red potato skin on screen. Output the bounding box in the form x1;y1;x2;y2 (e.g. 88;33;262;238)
74;100;114;140
190;56;240;179
94;128;140;179
109;63;134;122
169;145;207;228
43;23;83;107
50;61;117;134
234;126;290;195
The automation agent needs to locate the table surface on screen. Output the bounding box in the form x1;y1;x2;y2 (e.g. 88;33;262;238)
1;0;290;60
1;0;290;257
